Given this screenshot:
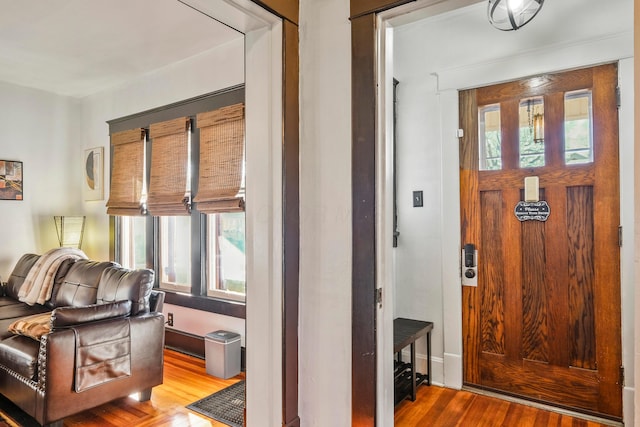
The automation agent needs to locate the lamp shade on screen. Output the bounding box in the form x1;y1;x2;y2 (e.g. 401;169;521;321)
54;216;86;248
488;0;544;31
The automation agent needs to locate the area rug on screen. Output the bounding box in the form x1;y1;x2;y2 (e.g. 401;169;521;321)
187;380;245;427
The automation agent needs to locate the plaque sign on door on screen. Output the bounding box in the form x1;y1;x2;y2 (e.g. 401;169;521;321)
514;200;550;222
515;176;550;221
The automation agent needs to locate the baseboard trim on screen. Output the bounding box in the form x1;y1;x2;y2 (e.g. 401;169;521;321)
443;352;463;389
623;385;634;426
165;328;246;370
399;349;444;385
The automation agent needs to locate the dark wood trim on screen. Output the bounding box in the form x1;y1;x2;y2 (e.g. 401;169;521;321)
249;2;302;425
282;19;301;427
252;0;298;25
350;0;415;19
351;0;443;424
107;86;245;133
109;216;116;261
351;13;378;427
165;328;206;358
164;291;246;318
246;3;301;426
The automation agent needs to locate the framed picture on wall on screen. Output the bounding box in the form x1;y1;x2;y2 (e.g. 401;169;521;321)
0;160;23;200
84;147;103;201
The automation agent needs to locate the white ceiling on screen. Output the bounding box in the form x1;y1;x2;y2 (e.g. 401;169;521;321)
0;0;243;98
390;0;633;87
2;0;631;99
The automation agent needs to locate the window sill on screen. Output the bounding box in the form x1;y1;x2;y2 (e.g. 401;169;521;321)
163;291;246;319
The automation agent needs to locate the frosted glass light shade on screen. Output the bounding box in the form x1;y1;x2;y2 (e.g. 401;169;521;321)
54;216;86;248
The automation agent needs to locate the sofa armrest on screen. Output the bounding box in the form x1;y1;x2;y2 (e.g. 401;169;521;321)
37;313;164;425
51;300;132;328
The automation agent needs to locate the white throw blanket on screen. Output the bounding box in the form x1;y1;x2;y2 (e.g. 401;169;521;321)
18;247;88;306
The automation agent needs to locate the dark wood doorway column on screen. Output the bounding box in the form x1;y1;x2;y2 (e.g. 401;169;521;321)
248;1;300;426
350;0;445;425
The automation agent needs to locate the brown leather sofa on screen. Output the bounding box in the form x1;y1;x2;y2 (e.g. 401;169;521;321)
0;253;165;427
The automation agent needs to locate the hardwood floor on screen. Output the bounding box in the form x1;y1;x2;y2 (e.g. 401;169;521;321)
62;349;244;427
5;349;617;426
395;385;617;427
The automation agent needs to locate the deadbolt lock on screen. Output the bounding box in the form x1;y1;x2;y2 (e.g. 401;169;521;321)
461;243;478;287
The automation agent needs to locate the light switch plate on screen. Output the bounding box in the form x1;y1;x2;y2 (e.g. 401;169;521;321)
413;191;423;207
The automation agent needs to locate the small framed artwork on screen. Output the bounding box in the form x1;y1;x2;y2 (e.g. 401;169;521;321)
0;160;23;200
84;147;103;201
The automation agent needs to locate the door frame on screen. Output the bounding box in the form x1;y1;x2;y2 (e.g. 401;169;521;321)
182;1;300;425
354;0;635;425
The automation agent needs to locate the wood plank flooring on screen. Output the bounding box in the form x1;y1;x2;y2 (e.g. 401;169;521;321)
62;349;244;426
395;384;617;427
6;348;617;426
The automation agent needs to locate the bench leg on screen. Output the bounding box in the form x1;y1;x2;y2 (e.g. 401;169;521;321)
427;331;431;386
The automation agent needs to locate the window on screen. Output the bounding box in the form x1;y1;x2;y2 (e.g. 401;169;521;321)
479;104;502;171
108;87;247;309
519;97;545;168
564;90;593;165
159;216;192;291
207;212;246;300
473;73;598;174
118;216;147;270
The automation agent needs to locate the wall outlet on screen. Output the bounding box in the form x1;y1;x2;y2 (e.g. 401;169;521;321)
167;312;174;327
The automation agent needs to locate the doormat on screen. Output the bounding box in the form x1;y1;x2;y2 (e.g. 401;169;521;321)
187;380;245;427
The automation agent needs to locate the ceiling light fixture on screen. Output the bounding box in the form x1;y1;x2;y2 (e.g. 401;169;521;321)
488;0;544;31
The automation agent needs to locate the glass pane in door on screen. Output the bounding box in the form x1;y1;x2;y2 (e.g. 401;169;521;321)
565;90;593;165
479;104;502;171
519;97;545;168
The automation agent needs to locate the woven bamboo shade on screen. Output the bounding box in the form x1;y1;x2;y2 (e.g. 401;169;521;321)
147;117;191;216
106;128;145;216
195;103;245;214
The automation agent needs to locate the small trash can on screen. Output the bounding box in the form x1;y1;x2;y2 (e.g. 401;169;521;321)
204;330;241;379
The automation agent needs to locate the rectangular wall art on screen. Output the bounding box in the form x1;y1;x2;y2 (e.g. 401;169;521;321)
84;147;103;201
0;160;23;200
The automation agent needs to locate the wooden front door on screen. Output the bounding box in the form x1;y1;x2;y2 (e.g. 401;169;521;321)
459;64;622;419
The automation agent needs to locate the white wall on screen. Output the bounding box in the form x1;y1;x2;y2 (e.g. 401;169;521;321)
0;38;240;341
299;0;353;425
392;75;446;382
391;0;634;420
0;38;244;279
164;303;246;345
0;82;82;278
0;36;247;359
